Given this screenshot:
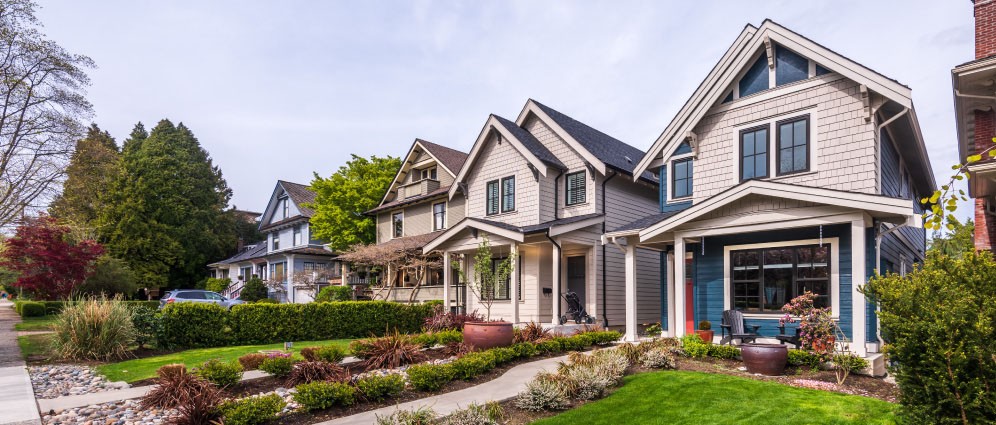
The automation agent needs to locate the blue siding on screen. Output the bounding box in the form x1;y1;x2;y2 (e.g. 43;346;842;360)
659;165;692;213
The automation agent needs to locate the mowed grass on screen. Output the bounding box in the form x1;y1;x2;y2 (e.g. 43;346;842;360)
533;371;897;425
17;333;53;359
96;339;354;383
14;315;58;331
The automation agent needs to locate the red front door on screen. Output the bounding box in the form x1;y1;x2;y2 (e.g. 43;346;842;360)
684;253;695;335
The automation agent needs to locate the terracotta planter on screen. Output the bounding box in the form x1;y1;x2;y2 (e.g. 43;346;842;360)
695;330;715;344
741;343;788;376
463;321;514;350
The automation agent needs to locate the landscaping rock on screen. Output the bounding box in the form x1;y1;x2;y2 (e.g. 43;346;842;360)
41;399;179;425
29;365;128;399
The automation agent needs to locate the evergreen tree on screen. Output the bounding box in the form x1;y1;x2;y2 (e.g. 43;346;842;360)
49;124;120;233
100;120;235;289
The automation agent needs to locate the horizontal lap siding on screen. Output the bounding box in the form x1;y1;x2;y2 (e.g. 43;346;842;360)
603;178;662;327
448;196;467;227
524;117;597;222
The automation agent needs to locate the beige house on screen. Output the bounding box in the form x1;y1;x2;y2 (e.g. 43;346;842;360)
423;99;662;329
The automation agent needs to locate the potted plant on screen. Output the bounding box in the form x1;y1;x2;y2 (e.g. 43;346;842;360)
695;320;714;344
741;343;788;376
455;235;515;349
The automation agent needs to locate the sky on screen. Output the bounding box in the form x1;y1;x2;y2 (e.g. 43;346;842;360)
35;0;974;219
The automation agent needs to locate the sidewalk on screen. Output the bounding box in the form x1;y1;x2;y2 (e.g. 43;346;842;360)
316;354;569;425
0;299;42;425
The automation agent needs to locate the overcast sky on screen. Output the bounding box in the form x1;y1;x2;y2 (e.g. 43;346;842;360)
36;0;973;219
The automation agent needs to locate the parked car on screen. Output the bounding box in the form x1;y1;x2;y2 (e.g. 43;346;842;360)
159;289;244;309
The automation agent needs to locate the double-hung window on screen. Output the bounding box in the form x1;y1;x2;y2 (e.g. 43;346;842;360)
486;180;500;215
392;212;403;238
565;171;586;206
777;116;809;175
272;234;280;251
672;158;693;199
501;176;515;213
740;126;769;181
293;225;302;246
280;197;289;219
731;244;830;313
433;202;446;231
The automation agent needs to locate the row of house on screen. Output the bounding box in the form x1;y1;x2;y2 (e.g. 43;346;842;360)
210;20;936;364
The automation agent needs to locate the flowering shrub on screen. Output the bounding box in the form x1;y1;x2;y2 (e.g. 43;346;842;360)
780;292;837;359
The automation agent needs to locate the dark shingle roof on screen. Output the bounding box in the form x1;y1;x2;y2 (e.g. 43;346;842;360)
366;187;449;215
216;241;268;264
530;100;657;183
492;115;566;170
279;181;316;217
417;139;468;176
609;211;682;234
469;213;603;235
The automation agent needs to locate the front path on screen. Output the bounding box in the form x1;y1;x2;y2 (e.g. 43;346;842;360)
0;299;43;425
317;354;569;425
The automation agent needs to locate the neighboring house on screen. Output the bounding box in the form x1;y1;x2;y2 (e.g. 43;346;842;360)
423;99;663;328
953;0;996;251
360;139;469;304
604;20;932;362
208;180;342;302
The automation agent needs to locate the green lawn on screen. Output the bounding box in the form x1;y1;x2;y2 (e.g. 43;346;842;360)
14;315;57;331
95;339;354;383
533;371;896;425
17;333;53;359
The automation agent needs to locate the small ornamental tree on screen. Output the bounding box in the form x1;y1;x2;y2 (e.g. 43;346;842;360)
2;215;103;299
453;235;514;321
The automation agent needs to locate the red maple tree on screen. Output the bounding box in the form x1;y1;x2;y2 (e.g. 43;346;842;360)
2;215;104;300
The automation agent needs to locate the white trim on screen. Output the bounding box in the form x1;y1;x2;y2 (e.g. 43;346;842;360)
516;100;608;176
665;152;695;204
721;237;840;319
548;215;605;237
711;74;843;115
851;219;868;356
390;209;404;239
432;201;447;231
729;107;819;185
422;219;526;254
449;115;550;201
379;139;462;207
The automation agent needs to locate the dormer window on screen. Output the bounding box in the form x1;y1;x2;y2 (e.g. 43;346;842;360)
279;196;289;219
412;167;437;182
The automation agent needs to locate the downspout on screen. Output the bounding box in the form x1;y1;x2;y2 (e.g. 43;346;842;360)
553;170;565;220
601;171;618;328
873;220;910;349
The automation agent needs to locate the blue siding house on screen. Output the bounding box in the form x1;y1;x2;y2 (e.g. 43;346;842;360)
605;20;934;366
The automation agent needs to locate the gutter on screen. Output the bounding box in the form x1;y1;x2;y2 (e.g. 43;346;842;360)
601;171;618;328
553;170;565;219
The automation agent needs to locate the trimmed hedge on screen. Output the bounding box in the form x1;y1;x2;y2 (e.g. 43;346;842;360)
39;300;160;315
159;303;231;348
18;301;45;317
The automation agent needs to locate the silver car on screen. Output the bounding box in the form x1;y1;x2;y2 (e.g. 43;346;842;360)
159;290;245;309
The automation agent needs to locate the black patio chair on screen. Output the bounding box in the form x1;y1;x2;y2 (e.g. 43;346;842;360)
719;309;761;345
776;325;802;349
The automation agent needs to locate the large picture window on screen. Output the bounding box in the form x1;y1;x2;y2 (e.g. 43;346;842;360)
740;126;769;181
565;171;586;206
501;176;516;213
731;244;830;313
777;116;809;175
672;158;693;199
486;180;499;215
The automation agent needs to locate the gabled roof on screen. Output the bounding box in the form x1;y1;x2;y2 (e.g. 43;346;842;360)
378;139;468;208
632;19;926;183
417;139;468;177
210;241;268;266
259;180;316;231
279;180;316;217
422;214;603;253
526;100;657;183
367;186;449;215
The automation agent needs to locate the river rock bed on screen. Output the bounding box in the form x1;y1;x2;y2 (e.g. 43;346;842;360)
30;366;129;399
42;399;178;425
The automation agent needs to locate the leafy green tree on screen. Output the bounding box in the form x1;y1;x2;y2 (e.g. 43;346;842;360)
308;155;401;250
76;256;138;298
928;217;975;258
100;120;236;289
239;276;268;302
50;124;120;234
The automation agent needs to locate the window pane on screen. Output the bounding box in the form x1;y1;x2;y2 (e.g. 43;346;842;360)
739;52;769;97
793;121;807;147
780;148;793;173
815;64;831;76
743;133;754;155
743;158;754;180
776;45;809;86
763;267;792;310
755;155;767;177
793;147;807;170
755;130;767;153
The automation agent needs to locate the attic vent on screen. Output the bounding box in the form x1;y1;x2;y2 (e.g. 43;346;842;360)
624;156;632;163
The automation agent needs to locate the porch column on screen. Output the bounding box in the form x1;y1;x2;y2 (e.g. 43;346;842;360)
851;219;868;356
442;251;451;312
624;240;638;342
510;244;519;324
551;241;562;324
673;237;686;337
287;255;295;303
666;251;675;337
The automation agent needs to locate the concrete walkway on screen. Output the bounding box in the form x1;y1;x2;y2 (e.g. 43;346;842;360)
0;299;42;425
316;354;569;425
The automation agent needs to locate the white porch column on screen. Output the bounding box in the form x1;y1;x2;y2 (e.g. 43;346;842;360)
286;255;295;303
510;244;519;324
551;242;562;324
673;237;686;337
851;219;868;356
624;241;638;342
442;251;451;313
666;251;676;337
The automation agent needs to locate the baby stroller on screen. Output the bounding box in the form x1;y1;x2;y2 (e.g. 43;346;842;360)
559;290;595;325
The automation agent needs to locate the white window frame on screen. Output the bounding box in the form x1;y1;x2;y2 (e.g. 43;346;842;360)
666;153;695;204
729;107;819;186
293;225;302;246
730;45;821;102
723;237;840;320
432;202;447;231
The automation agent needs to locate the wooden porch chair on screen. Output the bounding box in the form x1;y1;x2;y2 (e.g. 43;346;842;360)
719;309;761;345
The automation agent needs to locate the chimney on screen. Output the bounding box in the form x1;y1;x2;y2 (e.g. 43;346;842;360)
237;237;244;252
976;0;996;59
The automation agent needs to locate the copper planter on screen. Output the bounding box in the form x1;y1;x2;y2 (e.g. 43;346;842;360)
741;343;788;376
462;321;514;350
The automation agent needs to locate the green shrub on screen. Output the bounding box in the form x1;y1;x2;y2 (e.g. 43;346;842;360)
511;342;538;358
51;297;135;361
536;339;563;354
787;349;823;370
19;301;44;317
356;374;405;401
707;344;741;360
194;359;243;387
230;301;434;345
259;355;296;377
864;251;996;424
158;302;229;348
586;330;622;345
515;372;570;411
239;277;268;302
443;402;505;425
640;346;677;369
435;329;463;345
490;347;516;365
315;285;353;302
293;381;357;411
411;332;438;348
130;305;159;349
219;393;285;425
680;334;709;358
253;298;279;304
40;300;160;315
406;363;455;391
205;278;232;294
314;345;346;364
450;352;496;380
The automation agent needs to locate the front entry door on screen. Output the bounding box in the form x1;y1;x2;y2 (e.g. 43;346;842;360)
567;256;586;308
685;252;695;335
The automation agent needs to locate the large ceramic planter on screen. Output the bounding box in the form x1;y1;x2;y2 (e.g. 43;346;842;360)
463;321;514;349
695;330;715;344
741;343;788;376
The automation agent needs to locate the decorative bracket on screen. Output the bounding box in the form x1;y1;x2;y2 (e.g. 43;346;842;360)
860;85;872;122
684;131;699;158
527;164;540;182
764;36;774;69
584;161;596;179
457;182;468;197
